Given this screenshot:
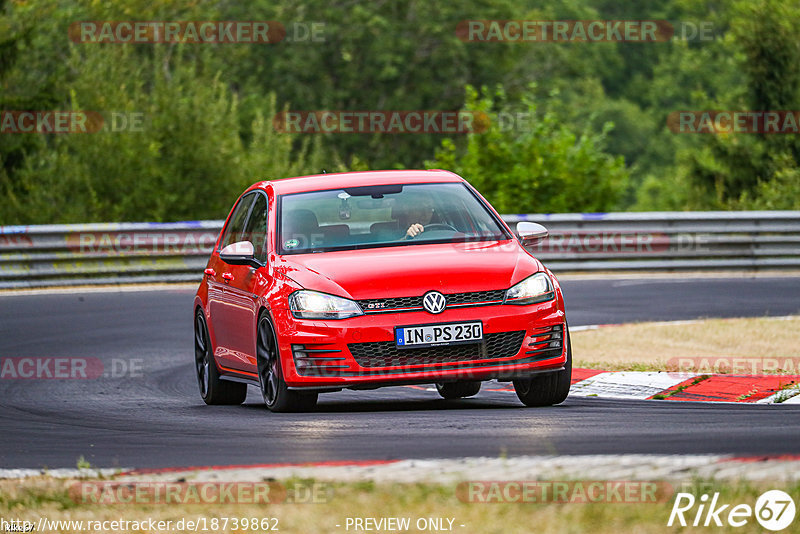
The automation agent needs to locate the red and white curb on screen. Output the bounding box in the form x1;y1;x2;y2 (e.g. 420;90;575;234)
418;369;800;403
569;370;698;400
567;369;800;403
5;455;800;482
117;455;800;483
556;317;800;403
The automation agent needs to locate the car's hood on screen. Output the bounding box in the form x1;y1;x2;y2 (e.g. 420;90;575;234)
277;240;543;300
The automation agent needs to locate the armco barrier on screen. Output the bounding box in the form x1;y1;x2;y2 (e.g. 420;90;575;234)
506;211;800;272
0;212;798;288
0;221;221;289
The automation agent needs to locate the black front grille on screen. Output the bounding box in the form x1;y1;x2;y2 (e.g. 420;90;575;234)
358;289;506;312
348;331;525;368
445;289;506;305
359;295;423;311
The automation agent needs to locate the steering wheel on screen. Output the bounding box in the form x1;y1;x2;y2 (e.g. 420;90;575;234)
406;223;458;240
422;223;457;232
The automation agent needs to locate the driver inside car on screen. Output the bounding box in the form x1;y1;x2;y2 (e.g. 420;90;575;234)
397;196;436;239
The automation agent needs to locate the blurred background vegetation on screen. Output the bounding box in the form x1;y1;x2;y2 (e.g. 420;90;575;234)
1;0;799;223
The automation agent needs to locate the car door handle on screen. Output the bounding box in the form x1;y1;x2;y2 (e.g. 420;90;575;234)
204;268;216;277
222;272;234;283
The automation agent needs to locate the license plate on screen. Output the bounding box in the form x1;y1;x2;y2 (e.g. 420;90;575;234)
395;321;483;349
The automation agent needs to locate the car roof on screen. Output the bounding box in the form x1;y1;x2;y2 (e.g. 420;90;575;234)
248;169;464;195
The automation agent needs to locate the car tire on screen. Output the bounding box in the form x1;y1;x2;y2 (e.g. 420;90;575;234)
257;312;318;413
513;325;572;407
194;309;247;405
435;381;481;399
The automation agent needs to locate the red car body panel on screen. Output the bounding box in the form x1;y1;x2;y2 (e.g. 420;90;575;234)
194;170;568;390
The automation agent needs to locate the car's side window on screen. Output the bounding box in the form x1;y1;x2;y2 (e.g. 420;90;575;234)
242;193;268;263
219;193;256;250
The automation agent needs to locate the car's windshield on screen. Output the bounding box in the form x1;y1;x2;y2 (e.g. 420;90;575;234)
278;182;509;254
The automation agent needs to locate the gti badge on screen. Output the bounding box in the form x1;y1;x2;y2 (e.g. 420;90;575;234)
422;291;447;314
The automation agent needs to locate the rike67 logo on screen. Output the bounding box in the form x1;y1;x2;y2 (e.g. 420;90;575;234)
668;490;796;531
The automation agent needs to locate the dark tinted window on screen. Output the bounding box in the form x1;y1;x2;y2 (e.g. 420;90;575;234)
242;194;268;263
219;193;256;250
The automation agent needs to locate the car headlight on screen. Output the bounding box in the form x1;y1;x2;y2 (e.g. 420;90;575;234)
288;290;364;319
504;273;555;305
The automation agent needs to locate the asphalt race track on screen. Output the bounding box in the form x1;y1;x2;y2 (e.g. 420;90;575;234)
1;276;799;469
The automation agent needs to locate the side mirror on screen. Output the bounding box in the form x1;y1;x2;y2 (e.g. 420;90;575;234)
219;241;259;267
516;222;549;246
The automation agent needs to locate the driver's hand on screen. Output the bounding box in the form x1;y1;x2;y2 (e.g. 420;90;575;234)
405;223;424;238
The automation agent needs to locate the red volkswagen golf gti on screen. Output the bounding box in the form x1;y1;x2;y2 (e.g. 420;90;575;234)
194;170;571;412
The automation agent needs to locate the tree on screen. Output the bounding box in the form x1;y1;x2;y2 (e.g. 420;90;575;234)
679;0;800;208
5;44;330;223
0;0;60;216
427;86;628;213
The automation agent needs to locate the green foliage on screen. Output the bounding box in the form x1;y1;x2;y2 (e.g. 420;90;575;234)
427;86;628;213
3;38;330;223
217;0;541;171
0;0;57;213
672;0;800;209
734;0;800;111
739;154;800;210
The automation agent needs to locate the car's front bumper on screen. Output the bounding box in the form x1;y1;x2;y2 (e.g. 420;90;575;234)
272;299;567;389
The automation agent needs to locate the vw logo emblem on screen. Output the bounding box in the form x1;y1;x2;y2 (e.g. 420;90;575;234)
422;291;446;314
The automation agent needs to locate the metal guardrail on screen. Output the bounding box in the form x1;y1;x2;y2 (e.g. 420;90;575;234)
507;211;800;272
0;221;221;289
1;212;799;289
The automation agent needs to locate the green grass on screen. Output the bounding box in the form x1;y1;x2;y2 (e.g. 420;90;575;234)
652;375;710;400
2;476;799;533
575;361;678;373
572;316;800;373
774;383;800;403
